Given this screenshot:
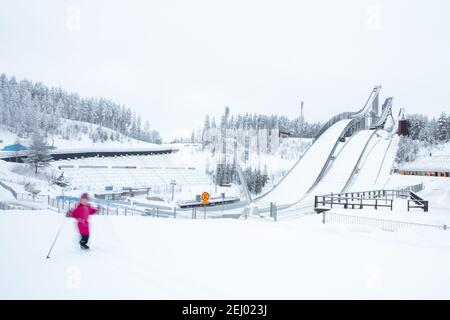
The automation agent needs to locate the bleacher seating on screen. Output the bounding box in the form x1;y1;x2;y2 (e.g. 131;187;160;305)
51;154;212;192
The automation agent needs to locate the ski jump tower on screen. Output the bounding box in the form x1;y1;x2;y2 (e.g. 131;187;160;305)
370;89;380;126
360;85;381;130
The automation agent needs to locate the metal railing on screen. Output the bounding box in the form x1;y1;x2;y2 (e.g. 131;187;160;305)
314;183;426;212
0;202;16;210
315;194;393;210
395;183;424;194
321;211;447;232
47;196;242;220
408;192;429;212
0;146;176;159
16;193;48;203
369;97;393;129
47;196;144;216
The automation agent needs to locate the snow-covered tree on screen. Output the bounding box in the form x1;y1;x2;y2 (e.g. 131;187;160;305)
53;172;70;187
395;137;419;163
436;112;450;141
24;132;53;174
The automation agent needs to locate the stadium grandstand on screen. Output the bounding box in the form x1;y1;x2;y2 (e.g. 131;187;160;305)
52;154;212;193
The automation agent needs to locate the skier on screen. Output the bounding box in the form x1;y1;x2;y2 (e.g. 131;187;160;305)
67;193;100;250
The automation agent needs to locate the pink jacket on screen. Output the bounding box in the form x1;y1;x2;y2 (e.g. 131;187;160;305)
70;204;98;235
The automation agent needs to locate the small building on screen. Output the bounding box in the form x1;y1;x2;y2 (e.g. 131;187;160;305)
279;130;293;138
397;119;410;136
2;144;28;152
395;169;449;177
395;155;450;178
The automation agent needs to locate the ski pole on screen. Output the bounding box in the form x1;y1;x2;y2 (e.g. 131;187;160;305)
46;218;67;259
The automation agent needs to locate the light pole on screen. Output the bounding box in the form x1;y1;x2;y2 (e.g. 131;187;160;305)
170;180;177;202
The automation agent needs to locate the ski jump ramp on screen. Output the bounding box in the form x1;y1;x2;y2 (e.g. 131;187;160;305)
248;86;401;215
257;118;352;205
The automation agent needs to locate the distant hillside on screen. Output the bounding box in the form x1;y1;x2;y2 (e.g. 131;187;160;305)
0;74;162;144
0;118;160;150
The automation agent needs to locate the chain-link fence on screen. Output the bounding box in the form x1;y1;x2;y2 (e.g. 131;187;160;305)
321;211;447;232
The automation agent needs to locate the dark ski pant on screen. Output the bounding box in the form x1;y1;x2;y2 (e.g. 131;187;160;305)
80;235;89;245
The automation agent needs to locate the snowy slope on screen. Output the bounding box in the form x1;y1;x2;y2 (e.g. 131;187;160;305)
0;119;161;151
258;119;352;205
1;210;450;299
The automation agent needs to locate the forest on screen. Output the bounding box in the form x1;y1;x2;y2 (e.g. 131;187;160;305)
0;74;162;144
396;113;450;163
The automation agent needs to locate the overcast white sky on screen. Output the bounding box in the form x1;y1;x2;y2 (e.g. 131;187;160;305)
1;0;449;140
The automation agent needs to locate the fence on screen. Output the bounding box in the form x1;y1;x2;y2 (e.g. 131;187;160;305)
0;202;16;210
321;211;447;232
314;194;393;210
395;182;424;194
47;196;238;219
408;192;429;212
314;183;426;212
48;196;144;216
16;193;48;203
142;207;177;218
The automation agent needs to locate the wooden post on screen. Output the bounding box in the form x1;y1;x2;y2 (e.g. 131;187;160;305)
375;199;378;210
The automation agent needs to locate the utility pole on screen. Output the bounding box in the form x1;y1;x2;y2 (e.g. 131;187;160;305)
222;106;230;184
170;180;176;202
300;101;304;137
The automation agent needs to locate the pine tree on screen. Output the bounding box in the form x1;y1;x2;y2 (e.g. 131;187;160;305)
437;112;449;141
53;172;70;187
24;132;53;174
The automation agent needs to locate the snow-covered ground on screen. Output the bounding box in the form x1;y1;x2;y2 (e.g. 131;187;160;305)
397;141;450;172
1;134;450;299
1;206;449;299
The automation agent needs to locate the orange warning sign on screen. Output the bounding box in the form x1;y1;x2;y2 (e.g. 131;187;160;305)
201;192;210;205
